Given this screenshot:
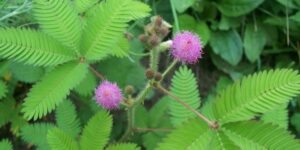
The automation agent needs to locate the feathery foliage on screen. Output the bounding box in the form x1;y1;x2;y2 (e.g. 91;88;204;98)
47;128;79;150
167;66;200;126
80;111;112;150
261;105;288;129
213;69;300;124
9;62;45;83
106;143;140;150
0;28;76;67
81;0;151;60
157;69;300;149
22;62;88;120
33;0;82;50
74;71;97;96
0;139;12;150
74;0;99;13
223;121;300;149
156;119;211;150
21;123;54;150
56;100;81;138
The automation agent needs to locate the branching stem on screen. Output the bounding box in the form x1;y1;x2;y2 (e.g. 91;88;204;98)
89;65;105;81
155;84;218;129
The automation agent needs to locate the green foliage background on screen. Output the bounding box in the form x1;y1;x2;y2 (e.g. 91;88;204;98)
1;0;300;149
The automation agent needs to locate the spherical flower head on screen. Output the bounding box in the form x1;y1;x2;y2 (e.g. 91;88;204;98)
95;81;123;110
171;31;203;64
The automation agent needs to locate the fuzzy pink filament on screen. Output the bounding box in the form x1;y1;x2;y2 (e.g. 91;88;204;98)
95;81;123;110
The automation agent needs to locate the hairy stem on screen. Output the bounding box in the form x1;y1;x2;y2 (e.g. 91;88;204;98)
155;84;218;129
150;47;160;71
119;107;135;141
162;60;178;79
89;65;105;80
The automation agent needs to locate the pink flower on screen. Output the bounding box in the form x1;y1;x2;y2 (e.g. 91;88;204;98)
171;31;202;64
95;81;123;110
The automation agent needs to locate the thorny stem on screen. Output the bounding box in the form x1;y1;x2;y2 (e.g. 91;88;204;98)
155;84;219;129
89;65;105;81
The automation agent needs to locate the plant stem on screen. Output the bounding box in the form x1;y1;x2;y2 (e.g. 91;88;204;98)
119;106;135;141
89;66;105;80
170;0;180;32
150;47;160;71
155;84;218;129
162;60;178;79
132;127;173;132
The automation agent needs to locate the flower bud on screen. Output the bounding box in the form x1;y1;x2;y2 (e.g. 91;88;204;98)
139;34;147;43
148;35;159;47
125;85;135;95
145;68;155;79
154;72;162;81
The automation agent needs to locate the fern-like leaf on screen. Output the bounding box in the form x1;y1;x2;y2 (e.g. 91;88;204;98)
56;100;81;138
80;111;112;150
210;131;239;150
156;119;212;150
81;0;150;60
33;0;82;50
0;139;12;150
21;123;54;150
22;62;88;120
223;121;300;149
111;37;130;58
213;69;300;124
0;28;76;67
168;66;200;126
74;70;97;96
106;143;140;150
0;80;7;99
74;0;99;13
261;104;288;129
47;128;79;150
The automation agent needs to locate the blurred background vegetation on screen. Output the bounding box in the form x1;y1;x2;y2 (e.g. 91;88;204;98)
1;0;300;149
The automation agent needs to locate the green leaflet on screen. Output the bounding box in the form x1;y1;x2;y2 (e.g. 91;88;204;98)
106;143;140;150
80;111;112;150
217;0;264;17
0;28;76;67
74;0;99;13
156;119;211;150
74;70;97;96
210;30;243;66
9;62;45;83
56;100;81;138
244;23;267;63
0;139;12;150
21;123;54;150
22;62;88;120
223;121;300;149
33;0;82;50
81;0;150;60
213;69;300;124
261;105;288;129
210;131;239;150
47;128;79;150
168;66;200;126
